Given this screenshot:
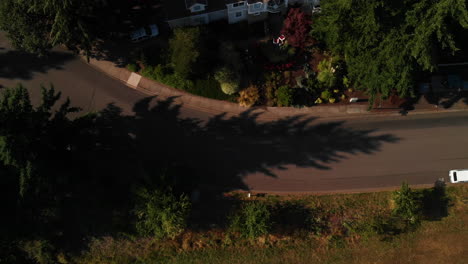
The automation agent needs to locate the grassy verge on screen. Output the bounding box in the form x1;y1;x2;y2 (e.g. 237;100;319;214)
75;184;468;264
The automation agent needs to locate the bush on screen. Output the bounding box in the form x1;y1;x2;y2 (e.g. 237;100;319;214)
317;59;337;88
134;188;191;239
229;201;271;240
141;65;194;91
392;182;421;230
276;85;293;107
214;67;240;95
238;85;260;107
264;72;282;106
126;63;138;72
189;77;231;100
20;240;54;264
320;89;332;101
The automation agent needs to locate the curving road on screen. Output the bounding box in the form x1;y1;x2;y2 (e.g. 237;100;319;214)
2;32;468;193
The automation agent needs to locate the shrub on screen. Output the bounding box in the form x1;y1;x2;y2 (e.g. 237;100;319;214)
141;65;194;91
320;89;332;101
238;85;260;107
189;77;230;100
392;182;421;230
264;72;282;106
126;63;138;72
134;188;191;239
214;67;240;95
229;201;271;240
317;58;337;88
20;240;54;264
276;85;293;107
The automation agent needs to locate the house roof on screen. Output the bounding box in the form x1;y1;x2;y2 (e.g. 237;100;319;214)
163;0;228;21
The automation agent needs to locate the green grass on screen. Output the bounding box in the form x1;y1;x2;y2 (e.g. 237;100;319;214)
75;184;468;264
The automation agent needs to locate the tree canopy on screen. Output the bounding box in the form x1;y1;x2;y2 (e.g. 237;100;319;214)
169;27;202;79
0;0;104;57
313;0;468;102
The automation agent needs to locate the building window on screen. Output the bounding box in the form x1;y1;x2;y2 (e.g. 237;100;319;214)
233;2;245;7
235;11;243;17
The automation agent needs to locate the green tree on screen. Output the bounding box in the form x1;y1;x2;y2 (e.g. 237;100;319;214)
313;0;468;105
392;182;421;229
0;84;89;197
169;27;201;79
0;0;104;57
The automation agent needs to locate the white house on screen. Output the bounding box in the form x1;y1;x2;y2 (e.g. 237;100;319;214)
162;0;320;28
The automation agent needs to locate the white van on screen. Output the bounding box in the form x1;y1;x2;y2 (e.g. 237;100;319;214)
449;170;468;183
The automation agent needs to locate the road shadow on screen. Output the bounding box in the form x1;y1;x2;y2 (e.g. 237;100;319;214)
3;94;400;251
0;50;75;80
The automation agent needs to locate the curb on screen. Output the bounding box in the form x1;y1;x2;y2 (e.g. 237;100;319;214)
82;56;468;120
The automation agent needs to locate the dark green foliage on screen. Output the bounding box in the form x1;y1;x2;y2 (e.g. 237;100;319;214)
229;201;271;240
126;63;138;73
276;85;293;107
259;42;292;63
0;84;83;197
169;27;201;78
392;182;421;230
188;78;232;100
0;0;103;57
141;65;194;91
134;187;190;239
313;0;468;103
218;41;244;73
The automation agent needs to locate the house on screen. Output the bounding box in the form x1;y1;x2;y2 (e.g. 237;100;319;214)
162;0;320;28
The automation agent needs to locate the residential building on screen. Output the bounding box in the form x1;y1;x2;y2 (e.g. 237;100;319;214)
162;0;320;28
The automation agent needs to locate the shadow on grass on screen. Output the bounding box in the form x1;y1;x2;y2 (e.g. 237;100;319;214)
420;180;451;221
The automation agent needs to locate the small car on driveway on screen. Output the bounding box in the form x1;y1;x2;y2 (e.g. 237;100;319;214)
130;24;159;42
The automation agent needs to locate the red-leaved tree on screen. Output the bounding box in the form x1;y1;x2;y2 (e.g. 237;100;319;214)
281;8;313;50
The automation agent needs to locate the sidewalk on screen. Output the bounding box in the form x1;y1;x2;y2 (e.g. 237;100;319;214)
84;56;468;120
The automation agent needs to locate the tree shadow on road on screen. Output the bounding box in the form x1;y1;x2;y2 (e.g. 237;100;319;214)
3;93;401;251
0;50;74;80
124;96;400;193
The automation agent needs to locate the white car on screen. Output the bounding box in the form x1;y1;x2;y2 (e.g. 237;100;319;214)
130;24;159;42
449;169;468;183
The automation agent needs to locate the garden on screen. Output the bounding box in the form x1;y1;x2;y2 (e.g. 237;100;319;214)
125;7;355;108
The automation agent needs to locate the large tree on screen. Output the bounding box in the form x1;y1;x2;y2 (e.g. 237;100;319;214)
169;27;201;78
313;0;468;103
0;0;104;57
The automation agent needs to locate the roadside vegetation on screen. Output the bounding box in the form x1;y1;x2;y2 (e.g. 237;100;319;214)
2;1;466;108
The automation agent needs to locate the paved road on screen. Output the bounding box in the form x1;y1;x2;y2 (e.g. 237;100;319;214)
2;32;468;193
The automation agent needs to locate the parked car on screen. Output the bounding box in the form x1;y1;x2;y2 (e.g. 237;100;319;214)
130;24;159;42
449;169;468;183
